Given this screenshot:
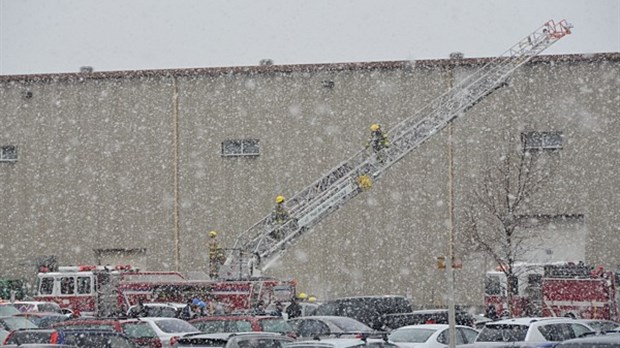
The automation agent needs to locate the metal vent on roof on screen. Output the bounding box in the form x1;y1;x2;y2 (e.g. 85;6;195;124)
449;52;464;59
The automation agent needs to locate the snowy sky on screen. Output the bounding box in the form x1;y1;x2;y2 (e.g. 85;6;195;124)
1;0;619;76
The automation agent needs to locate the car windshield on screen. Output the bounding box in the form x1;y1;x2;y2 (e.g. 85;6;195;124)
37;303;62;313
231;336;293;348
121;321;158;339
154;318;199;333
476;324;529;342
260;318;294;333
29;314;69;328
326;318;373;332
584;321;620;332
388;328;435;343
1;317;39;330
0;305;20;316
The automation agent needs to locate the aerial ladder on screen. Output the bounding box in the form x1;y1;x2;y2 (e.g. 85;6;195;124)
219;20;572;279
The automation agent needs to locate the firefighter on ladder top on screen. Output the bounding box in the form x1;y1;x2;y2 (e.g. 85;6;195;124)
208;230;226;279
272;195;290;224
366;123;389;161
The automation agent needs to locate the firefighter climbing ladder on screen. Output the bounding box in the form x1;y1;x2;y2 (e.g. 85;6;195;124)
220;20;572;279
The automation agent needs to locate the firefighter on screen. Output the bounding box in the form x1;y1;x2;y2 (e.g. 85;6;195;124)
272;195;290;224
208;230;226;279
366;123;389;154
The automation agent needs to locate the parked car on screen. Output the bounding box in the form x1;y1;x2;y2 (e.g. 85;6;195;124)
387;324;479;347
314;296;413;330
0;315;40;343
555;332;620;347
189;315;296;337
60;328;138;347
14;312;70;328
287;316;378;338
138;317;201;347
52;317;163;347
9;301;63;314
174;331;295;348
285;337;398;348
382;309;476;330
4;328;61;345
474;317;593;345
3;345;77;348
127;302;187;318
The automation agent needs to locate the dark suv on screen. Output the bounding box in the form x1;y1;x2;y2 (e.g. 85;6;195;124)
314;296;413;330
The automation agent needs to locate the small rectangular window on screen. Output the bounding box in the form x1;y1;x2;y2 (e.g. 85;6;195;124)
485;275;502;295
76;276;92;295
60;276;75;295
39;277;55;295
522;131;563;151
0;145;18;162
221;139;260;157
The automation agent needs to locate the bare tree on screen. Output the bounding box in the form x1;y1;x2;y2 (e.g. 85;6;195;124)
462;143;558;316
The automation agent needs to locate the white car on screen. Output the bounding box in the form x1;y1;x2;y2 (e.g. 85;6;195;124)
138;317;201;347
174;331;295;348
473;317;593;344
387;324;479;347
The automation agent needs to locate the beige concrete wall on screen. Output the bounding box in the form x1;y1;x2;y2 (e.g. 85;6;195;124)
0;55;617;308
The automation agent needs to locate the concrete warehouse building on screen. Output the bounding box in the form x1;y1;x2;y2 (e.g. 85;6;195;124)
0;53;618;307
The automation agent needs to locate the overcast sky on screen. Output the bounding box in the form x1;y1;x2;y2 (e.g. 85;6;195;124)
1;0;619;76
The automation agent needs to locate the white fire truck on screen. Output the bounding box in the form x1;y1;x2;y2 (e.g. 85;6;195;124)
485;262;619;321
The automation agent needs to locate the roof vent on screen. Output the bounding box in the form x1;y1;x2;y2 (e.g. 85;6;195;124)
80;66;94;73
449;52;464;59
259;59;274;66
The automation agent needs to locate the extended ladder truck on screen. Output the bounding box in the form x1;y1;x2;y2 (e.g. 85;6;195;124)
220;20;572;280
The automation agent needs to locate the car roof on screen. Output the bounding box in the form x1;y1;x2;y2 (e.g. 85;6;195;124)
291;316;364;321
392;324;471;330
191;315;281;321
487;317;581;326
287;338;368;348
182;331;290;340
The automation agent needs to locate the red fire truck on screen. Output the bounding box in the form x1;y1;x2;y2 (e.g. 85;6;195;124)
484;262;619;321
34;265;296;317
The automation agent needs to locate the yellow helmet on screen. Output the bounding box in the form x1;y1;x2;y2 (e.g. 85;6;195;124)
297;292;307;300
275;195;285;204
208;230;218;238
308;296;317;303
370;124;380;131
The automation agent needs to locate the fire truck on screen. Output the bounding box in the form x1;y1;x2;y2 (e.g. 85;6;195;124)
34;265;295;317
484;262;619;321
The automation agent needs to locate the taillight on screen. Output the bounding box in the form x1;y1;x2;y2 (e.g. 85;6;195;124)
50;332;58;343
170;336;180;347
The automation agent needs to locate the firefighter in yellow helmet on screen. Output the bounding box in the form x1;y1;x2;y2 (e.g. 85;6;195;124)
366;123;389;154
208;230;225;279
272;195;290;224
297;292;308;301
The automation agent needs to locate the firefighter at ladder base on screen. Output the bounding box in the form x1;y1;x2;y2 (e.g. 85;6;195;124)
366;123;389;161
208;230;226;279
